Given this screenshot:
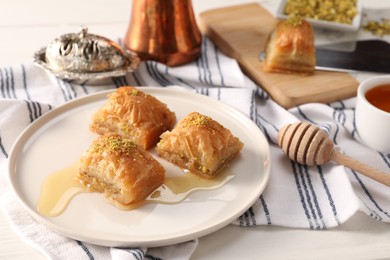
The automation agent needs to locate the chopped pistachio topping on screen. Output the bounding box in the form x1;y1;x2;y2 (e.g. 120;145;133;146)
186;113;211;127
94;134;137;156
126;89;140;96
284;0;358;25
284;16;304;27
363;19;390;37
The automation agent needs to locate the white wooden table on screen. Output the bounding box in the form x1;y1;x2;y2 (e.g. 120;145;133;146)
1;0;389;259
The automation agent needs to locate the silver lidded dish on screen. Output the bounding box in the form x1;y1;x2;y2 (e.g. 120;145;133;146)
33;26;140;84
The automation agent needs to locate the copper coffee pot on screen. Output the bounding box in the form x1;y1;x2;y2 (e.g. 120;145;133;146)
124;0;202;67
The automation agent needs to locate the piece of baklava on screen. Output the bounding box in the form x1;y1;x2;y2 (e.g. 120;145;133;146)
263;17;316;75
90;86;176;150
77;133;165;205
156;112;244;179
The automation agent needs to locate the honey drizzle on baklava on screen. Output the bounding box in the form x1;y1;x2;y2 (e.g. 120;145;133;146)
37;161;233;217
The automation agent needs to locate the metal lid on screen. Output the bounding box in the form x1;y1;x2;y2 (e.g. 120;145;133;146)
33;26;140;84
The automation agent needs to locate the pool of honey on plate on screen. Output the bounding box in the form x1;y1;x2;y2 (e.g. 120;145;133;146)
37;161;234;217
365;84;390;113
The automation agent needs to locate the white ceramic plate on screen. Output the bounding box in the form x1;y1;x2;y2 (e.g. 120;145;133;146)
7;87;271;247
276;0;363;32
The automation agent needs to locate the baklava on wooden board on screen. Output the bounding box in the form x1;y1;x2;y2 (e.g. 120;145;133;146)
198;3;358;108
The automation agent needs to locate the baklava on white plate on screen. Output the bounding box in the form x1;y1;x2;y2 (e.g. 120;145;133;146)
90;86;176;150
77;133;165;205
156;112;244;179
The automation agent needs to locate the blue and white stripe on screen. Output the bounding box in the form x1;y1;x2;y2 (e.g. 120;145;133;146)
0;37;389;259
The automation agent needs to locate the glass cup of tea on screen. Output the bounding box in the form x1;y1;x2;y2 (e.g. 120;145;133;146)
355;75;390;154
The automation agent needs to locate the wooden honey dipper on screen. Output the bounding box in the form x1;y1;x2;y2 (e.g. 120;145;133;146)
278;122;390;187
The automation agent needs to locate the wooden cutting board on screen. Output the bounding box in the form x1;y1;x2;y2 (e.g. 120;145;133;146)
198;3;359;109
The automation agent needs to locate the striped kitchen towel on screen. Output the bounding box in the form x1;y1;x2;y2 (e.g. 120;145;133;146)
0;37;389;259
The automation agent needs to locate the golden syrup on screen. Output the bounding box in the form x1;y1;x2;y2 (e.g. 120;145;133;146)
36;162;88;217
148;170;234;204
365;84;390;113
37;162;234;217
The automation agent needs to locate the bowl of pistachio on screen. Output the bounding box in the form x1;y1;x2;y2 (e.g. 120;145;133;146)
276;0;363;32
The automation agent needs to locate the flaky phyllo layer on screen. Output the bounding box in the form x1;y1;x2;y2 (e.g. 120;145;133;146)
90;86;176;150
263;17;316;75
77;133;165;205
156;112;244;179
